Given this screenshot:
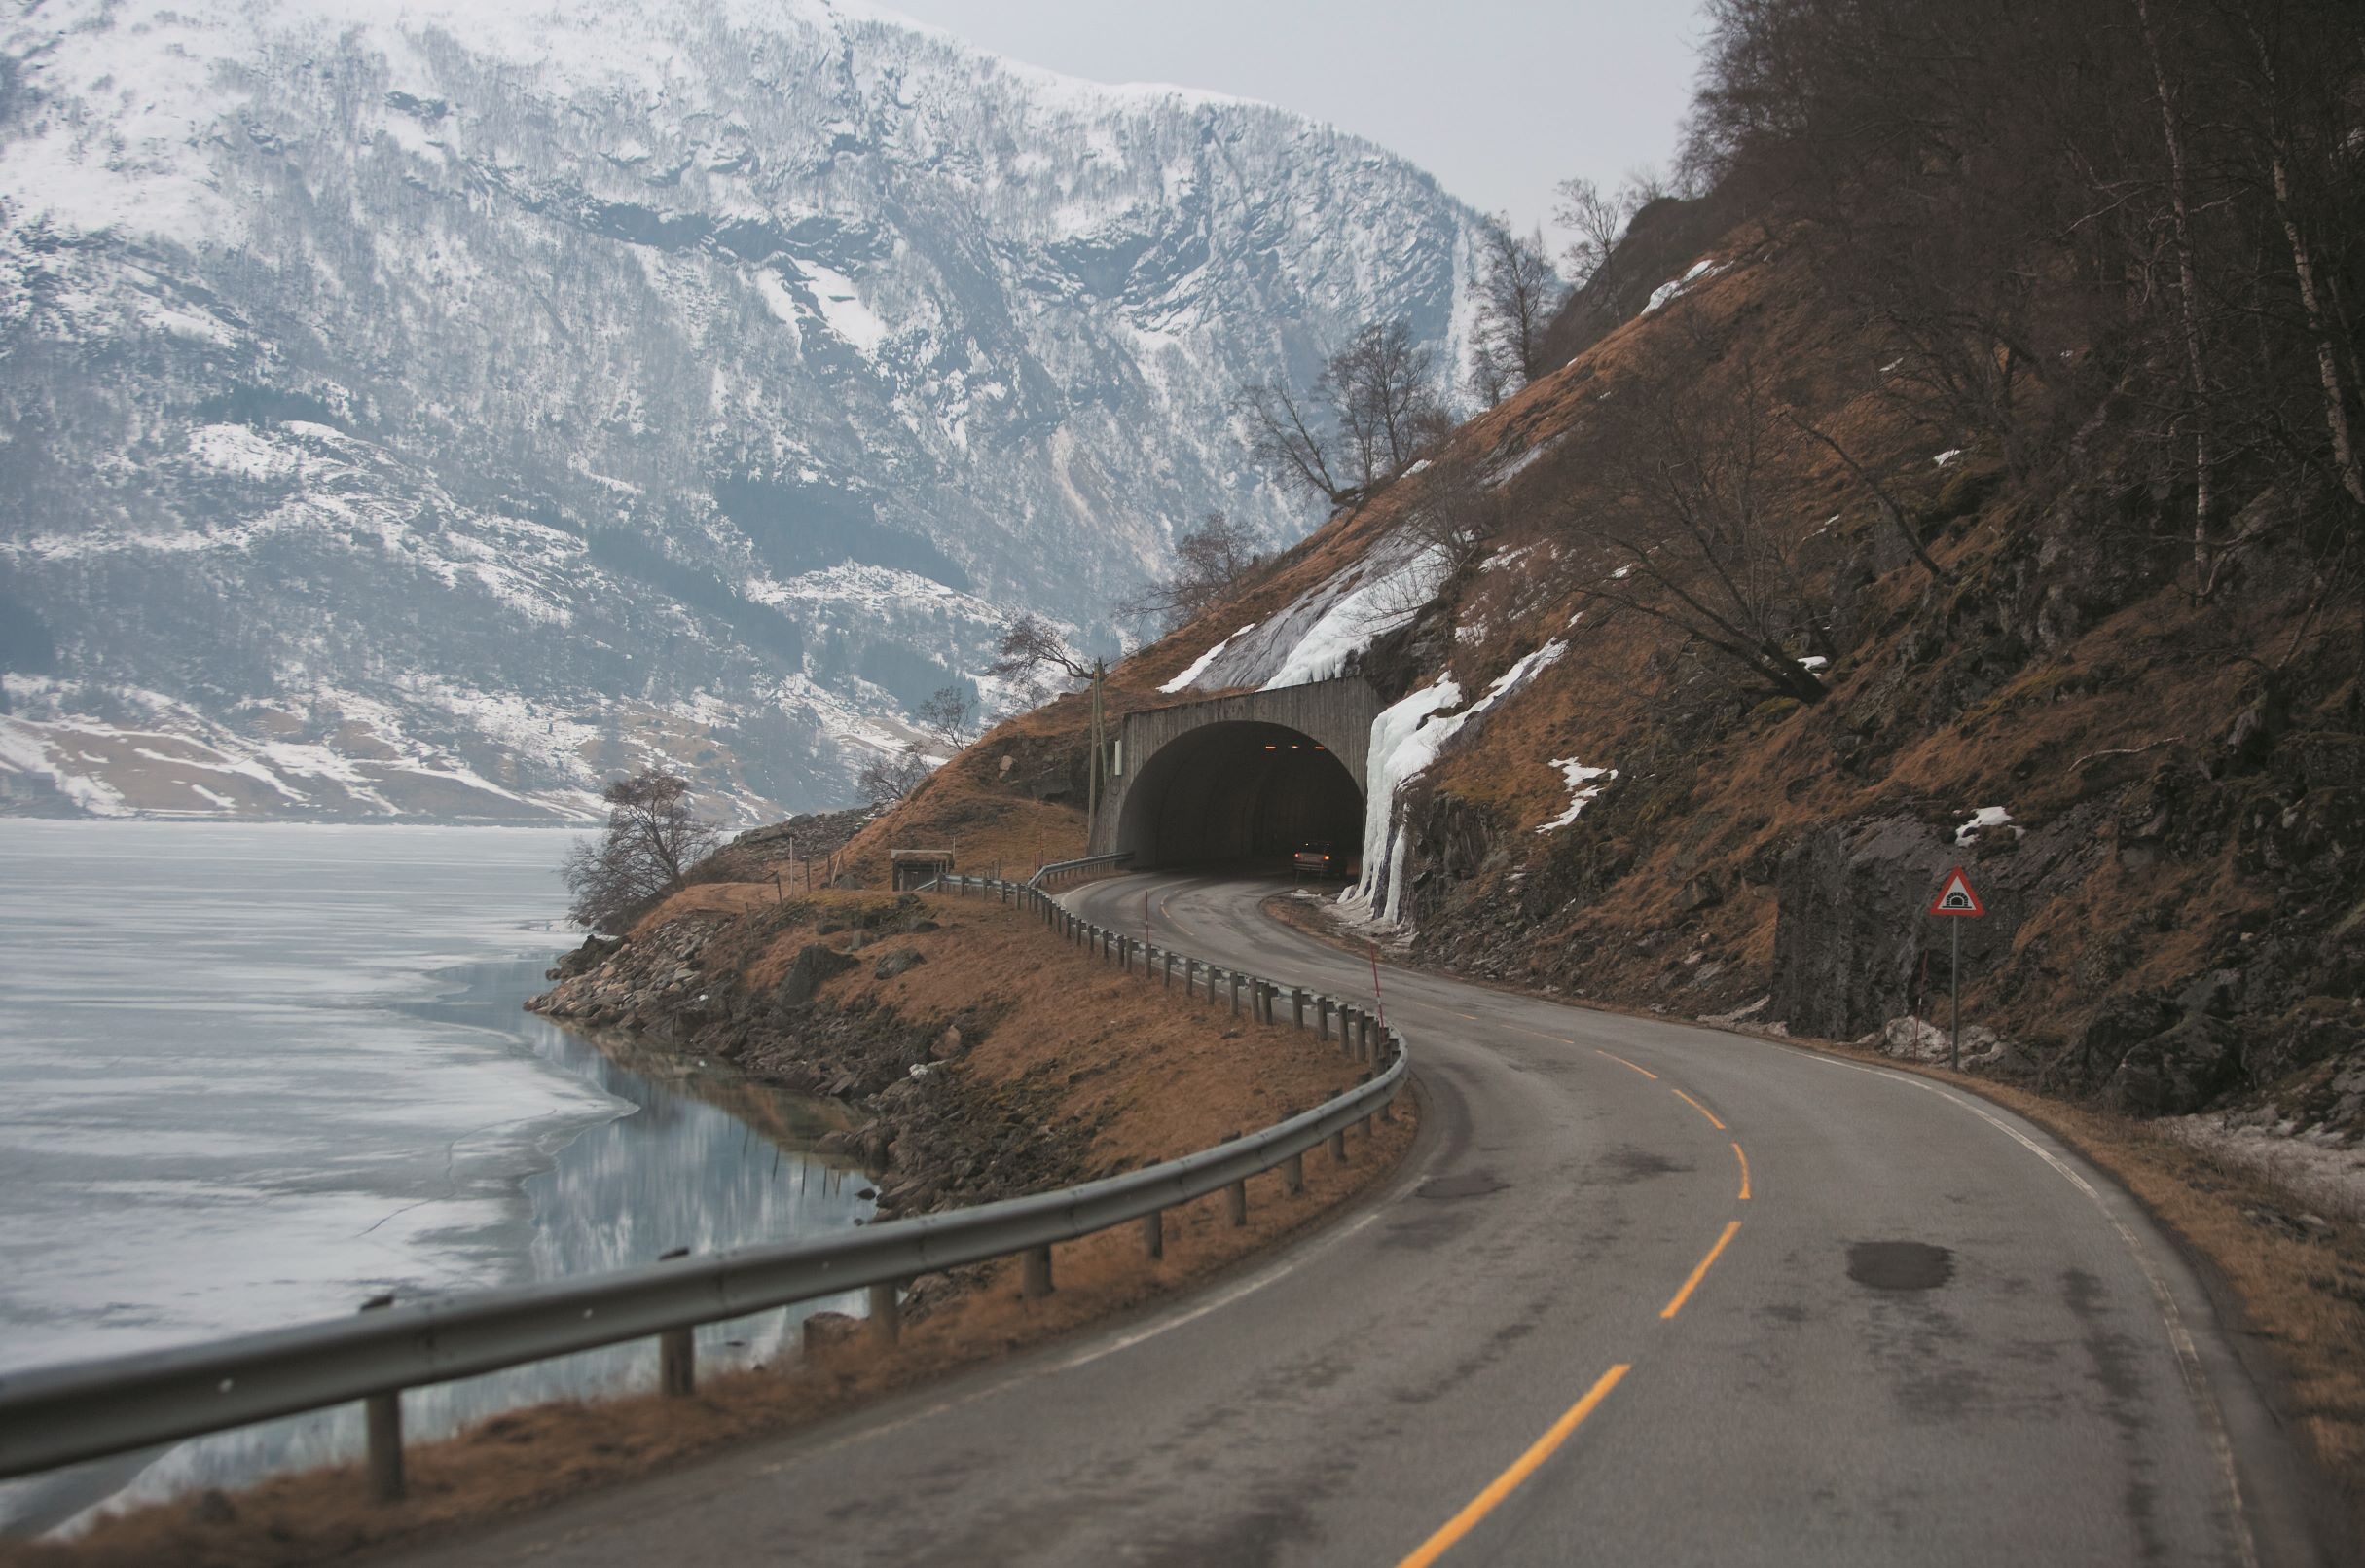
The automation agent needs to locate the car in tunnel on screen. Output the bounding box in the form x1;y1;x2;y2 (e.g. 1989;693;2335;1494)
1292;840;1347;880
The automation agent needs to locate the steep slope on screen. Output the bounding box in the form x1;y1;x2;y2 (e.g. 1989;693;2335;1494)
859;204;2362;1143
0;0;1481;820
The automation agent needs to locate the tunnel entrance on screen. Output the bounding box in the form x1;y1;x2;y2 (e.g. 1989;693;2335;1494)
1112;720;1364;870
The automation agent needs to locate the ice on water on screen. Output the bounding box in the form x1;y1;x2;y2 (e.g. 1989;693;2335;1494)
0;821;870;1537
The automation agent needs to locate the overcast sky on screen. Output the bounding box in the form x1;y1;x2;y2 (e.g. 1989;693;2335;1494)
878;0;1707;252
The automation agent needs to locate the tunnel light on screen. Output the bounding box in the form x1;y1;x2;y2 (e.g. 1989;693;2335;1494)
1263;744;1278;749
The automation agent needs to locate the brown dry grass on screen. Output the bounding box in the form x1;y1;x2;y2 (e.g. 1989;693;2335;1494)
5;892;1416;1568
682;880;1389;1167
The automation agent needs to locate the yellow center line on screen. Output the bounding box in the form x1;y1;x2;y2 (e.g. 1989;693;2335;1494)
1594;1048;1657;1080
1669;1087;1726;1130
1731;1141;1752;1201
1394;1364;1630;1568
1156;893;1198;941
1456;1011;1481;1021
1660;1220;1743;1320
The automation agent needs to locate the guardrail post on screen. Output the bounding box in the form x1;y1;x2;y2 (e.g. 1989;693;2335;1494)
1329;1127;1350;1165
1282;1149;1305;1196
1228;973;1242;1017
1021;1244;1055;1298
867;1280;900;1348
1139;1210;1164;1260
658;1248;695;1397
1358;1072;1375;1138
1291;989;1306;1029
1318;997;1332;1039
358;1295;403;1504
1219;1131;1249;1225
1336;1004;1356;1054
1162;951;1173;989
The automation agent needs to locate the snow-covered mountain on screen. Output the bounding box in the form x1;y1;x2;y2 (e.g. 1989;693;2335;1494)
0;0;1482;820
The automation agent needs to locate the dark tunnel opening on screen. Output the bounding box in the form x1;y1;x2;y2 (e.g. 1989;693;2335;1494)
1113;721;1364;870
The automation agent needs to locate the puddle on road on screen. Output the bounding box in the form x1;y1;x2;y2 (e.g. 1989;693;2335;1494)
1848;1240;1956;1291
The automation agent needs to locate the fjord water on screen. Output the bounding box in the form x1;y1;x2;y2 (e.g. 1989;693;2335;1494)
0;820;869;1535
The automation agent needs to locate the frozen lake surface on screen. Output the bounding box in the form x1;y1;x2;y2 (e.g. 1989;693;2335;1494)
0;820;869;1535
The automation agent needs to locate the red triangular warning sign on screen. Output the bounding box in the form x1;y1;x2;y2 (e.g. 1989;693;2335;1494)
1928;866;1984;917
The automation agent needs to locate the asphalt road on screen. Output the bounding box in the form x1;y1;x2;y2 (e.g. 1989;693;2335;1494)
384;870;2334;1567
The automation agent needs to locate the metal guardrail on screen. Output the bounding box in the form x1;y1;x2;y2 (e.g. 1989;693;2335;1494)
1025;851;1133;889
0;875;1406;1503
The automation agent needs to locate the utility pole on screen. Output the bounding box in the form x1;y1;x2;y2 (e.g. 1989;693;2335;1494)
1086;657;1107;823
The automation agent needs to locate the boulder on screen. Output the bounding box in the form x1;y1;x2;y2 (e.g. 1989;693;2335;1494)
546;933;619;981
2102;1013;2241;1115
1676;873;1724;914
873;947;925;981
777;942;857;1004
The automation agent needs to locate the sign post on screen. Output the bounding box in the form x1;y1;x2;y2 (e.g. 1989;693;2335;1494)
1927;867;1985;1071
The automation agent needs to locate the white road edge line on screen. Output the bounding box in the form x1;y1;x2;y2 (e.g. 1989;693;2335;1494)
757;1173;1416;1473
1797;1050;2259;1568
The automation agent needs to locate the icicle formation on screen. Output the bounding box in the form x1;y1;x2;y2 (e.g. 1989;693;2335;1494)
1342;639;1568;928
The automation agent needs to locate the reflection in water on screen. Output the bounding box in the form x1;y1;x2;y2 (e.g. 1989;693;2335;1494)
1;844;871;1538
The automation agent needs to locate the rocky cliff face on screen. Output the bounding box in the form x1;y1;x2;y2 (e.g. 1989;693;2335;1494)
0;0;1481;820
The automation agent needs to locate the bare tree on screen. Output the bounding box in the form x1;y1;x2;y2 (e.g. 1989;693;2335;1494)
1234;376;1348;503
856;746;933;807
1553;176;1629;290
1118;511;1268;630
1471;219;1566;401
1324;318;1448;486
1467;347;1513;412
1777;402;1950;585
986;613;1091;689
1400;457;1505;573
1556;339;1832;704
914;684;975;747
563;769;722;933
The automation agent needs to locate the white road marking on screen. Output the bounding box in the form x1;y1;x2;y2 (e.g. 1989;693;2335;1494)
1796;1051;2258;1568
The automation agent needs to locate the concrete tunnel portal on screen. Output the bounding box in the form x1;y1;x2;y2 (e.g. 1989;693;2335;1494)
1112;721;1364;869
1090;676;1386;872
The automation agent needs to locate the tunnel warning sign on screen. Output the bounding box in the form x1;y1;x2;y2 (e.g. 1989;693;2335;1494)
1928;867;1985;918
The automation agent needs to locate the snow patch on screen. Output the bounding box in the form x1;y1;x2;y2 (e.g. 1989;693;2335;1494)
1643;257;1725;314
1260;544;1451;690
1159;624;1257;695
1537;757;1617;832
797;261;891;356
1955;805;2019;846
1344;639;1568;926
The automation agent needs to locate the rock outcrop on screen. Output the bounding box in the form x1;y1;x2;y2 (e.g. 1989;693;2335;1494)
529;895;1094;1217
